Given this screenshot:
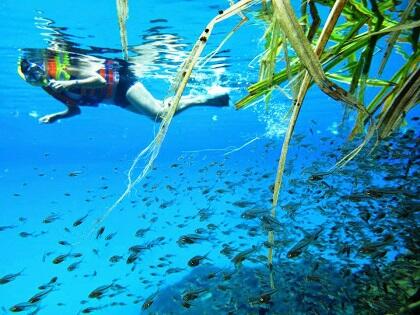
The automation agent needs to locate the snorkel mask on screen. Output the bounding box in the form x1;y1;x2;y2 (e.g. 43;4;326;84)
18;59;48;86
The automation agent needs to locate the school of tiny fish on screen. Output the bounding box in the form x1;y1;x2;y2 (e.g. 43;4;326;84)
1;119;419;315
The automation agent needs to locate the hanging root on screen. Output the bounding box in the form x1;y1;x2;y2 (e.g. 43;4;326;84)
182;134;262;155
92;0;261;232
224;135;261;155
116;0;129;60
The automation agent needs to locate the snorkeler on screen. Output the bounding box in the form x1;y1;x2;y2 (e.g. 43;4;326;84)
17;50;229;123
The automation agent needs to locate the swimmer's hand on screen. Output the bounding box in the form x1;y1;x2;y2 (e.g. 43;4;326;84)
48;79;76;92
38;107;81;124
38;114;59;124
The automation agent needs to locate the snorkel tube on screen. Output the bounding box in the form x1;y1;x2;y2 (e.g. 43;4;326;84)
16;59;26;81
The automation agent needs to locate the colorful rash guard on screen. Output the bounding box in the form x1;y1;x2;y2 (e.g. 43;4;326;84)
42;55;136;108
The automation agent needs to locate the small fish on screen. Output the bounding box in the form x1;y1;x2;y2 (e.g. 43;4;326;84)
68;170;82;177
147;236;166;248
248;289;278;306
373;228;385;237
206;271;219;279
150;18;168;23
308;173;330;181
240;209;267;220
222;271;236;281
260;215;282;232
42;213;61;224
9;302;37;312
287;227;323;258
126;252;139;264
371;250;388;259
220;244;236;258
142;291;158;310
27;287;54;303
67;260;82;272
231;246;259;268
105;232;117;241
129;244;150;253
365;187;415;198
181;301;191;308
109;255;123;263
165;184;176;192
194;228;207;234
0;269;25;285
134;225;153;238
88;282;116;299
177;234;209;246
81;306;103;313
207;223;218;230
182;288;209;302
156;263;169;268
38;276;58;290
52;253;79;264
58;240;72;246
232;200;257;208
52;254;69;265
96;226;105;239
0;225;17;232
19;232;35;238
166;267;186;274
188;252;211;267
358;237;394;255
72;213;89;227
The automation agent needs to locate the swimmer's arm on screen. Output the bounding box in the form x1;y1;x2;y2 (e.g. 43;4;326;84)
49;67;106;91
39;105;81;124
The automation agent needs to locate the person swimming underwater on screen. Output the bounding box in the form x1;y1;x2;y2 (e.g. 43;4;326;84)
17;50;229;123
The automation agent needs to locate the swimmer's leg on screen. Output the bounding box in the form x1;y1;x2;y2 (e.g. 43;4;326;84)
177;93;229;110
162;92;229;116
125;82;229;119
125;82;164;116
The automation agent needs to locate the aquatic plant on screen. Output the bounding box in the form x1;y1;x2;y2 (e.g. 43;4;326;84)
116;0;129;60
112;0;419;290
251;0;418;288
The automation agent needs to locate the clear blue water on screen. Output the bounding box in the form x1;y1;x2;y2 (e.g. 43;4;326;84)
0;1;418;314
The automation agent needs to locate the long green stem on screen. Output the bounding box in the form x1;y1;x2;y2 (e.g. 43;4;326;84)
378;0;417;75
267;0;348;289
